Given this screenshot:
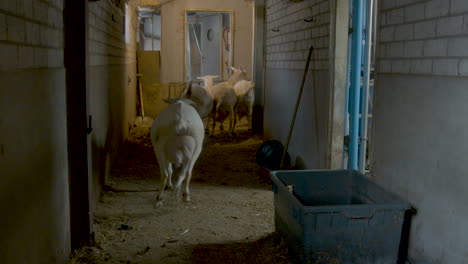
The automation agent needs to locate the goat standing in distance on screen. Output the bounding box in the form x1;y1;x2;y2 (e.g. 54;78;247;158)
163;66;252;137
233;79;255;132
203;66;249;136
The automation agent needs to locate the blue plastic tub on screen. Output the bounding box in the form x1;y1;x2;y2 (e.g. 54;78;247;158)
271;169;411;264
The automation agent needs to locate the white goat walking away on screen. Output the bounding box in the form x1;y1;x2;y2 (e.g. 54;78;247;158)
228;66;248;84
209;82;238;136
163;82;214;131
233;80;255;131
201;67;249;136
150;100;204;206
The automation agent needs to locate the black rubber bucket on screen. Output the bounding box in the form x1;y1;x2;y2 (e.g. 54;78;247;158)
256;140;291;170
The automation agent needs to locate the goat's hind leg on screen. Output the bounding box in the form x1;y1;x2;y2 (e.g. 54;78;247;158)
209;104;217;136
182;144;202;202
173;163;190;201
228;105;237;137
155;165;171;207
154;150;172;207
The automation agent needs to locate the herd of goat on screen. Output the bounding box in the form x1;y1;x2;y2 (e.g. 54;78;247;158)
150;66;255;206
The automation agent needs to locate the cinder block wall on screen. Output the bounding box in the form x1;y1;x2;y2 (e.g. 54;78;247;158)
88;0;138;200
373;0;468;263
265;0;330;71
264;0;332;168
0;0;71;263
378;0;468;76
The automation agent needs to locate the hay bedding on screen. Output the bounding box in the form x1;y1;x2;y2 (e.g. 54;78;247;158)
69;119;340;264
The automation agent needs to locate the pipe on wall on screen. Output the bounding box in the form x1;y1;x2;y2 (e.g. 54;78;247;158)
343;16;353;169
358;0;374;172
348;0;364;170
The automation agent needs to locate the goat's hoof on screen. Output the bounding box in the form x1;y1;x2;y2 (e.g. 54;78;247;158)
155;200;164;207
182;196;190;202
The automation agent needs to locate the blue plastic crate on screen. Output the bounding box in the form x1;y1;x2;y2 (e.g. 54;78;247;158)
271;169;411;264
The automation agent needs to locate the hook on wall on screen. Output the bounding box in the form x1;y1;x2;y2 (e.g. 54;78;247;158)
272;28;280;32
304;17;314;23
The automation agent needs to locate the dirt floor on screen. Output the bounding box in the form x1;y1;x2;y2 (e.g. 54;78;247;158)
70;119;293;264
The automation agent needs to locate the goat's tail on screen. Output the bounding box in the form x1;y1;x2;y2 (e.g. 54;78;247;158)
173;119;193;136
181;81;193;97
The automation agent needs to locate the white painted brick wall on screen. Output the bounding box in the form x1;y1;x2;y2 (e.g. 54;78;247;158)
423;39;447;57
379;59;392;72
425;0;449;18
459;59;468;75
381;0;396;10
447;38;468;56
413;20;436;39
265;0;330;70
450;0;468;15
0;0;64;70
0;43;17;69
387;42;404;57
34;47;48;68
392;59;410;73
386;8;404;25
377;0;468;76
404;3;424;22
7;16;26;43
395;24;413;40
380;26;395;42
396;0;420;6
404;40;423;57
410;59;432;74
464;15;468;33
18;46;34;68
0;13;6;40
89;0;127;66
433;59;459;75
436;16;463;36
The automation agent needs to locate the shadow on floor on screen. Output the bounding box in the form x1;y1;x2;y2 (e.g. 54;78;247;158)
107;125;271;193
190;233;292;264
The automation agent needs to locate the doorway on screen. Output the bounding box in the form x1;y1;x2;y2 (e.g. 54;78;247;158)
185;10;233;82
64;0;94;250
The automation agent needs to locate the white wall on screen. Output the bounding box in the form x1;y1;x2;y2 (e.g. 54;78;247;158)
373;0;468;263
0;0;70;263
88;0;138;198
0;0;137;262
160;0;254;83
264;0;347;169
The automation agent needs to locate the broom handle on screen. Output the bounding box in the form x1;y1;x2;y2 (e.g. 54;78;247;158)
280;46;314;169
137;74;145;117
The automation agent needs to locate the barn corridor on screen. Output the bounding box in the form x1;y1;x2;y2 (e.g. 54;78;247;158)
72;120;291;263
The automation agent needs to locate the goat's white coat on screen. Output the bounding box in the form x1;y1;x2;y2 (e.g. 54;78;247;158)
197;75;219;90
163;82;214;131
209;82;238;135
204;67;249;135
150;100;204;206
233;80;255;130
